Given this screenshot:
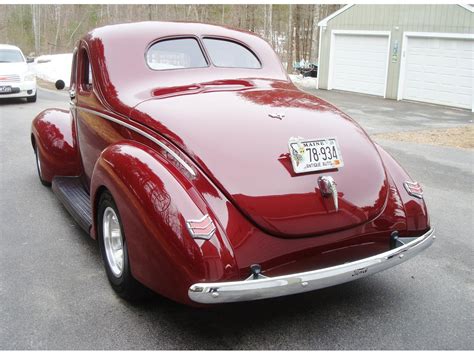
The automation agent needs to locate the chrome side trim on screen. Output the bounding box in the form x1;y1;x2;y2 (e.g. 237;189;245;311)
188;228;435;304
73;105;196;177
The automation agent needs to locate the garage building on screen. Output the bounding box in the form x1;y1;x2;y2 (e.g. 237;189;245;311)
317;4;474;111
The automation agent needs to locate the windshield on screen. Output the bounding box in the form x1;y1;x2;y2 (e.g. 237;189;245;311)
0;49;24;63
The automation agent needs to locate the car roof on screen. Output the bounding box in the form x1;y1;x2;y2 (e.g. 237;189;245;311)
86;21;261;42
0;44;23;51
80;21;289;115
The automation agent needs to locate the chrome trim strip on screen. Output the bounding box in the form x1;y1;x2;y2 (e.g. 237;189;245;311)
188;228;435;304
73;105;196;176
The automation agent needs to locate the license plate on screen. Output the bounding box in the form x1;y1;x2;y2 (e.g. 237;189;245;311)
0;86;12;94
288;137;344;174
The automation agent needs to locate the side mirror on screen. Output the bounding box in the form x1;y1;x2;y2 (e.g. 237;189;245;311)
26;57;34;63
55;80;65;90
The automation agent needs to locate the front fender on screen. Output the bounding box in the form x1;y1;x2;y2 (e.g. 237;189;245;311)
90;141;238;305
375;143;430;234
31;108;81;182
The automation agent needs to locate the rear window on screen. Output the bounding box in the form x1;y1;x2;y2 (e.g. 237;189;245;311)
203;38;261;69
0;49;24;63
146;38;207;70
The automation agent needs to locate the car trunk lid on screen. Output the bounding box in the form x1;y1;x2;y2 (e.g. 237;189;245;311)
132;82;389;237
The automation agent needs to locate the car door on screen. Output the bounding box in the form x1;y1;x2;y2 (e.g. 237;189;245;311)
74;44;116;191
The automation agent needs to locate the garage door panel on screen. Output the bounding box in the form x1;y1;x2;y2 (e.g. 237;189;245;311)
456;76;473;88
458;57;473;69
402;36;473;109
331;33;389;96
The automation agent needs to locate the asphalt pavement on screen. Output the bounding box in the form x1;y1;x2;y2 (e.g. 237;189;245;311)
0;87;473;350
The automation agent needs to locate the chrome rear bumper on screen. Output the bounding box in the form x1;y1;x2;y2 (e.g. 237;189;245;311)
188;228;435;304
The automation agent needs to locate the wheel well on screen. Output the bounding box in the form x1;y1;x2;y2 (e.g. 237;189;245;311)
31;134;36;150
93;185;109;240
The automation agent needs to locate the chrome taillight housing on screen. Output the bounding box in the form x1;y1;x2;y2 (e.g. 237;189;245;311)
186;214;216;240
404;181;423;199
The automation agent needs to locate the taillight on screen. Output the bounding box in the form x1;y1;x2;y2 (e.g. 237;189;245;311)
186;214;216;240
404;181;423;199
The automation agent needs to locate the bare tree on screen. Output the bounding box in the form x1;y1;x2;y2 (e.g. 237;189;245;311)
31;4;39;55
53;5;61;54
286;4;293;71
0;4;342;70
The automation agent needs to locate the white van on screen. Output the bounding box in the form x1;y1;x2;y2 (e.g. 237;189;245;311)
0;44;37;102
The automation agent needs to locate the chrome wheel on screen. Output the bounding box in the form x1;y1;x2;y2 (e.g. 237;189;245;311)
102;207;124;277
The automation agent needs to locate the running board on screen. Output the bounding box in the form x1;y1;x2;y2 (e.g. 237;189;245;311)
52;177;92;233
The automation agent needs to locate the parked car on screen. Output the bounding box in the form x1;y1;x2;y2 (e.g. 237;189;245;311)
31;22;434;305
294;60;318;77
0;44;37;102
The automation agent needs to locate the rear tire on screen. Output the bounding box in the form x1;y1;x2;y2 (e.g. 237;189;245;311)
27;93;37;103
97;191;150;301
34;144;51;187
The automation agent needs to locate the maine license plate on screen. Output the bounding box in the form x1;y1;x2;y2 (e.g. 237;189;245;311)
288;137;344;174
0;86;12;94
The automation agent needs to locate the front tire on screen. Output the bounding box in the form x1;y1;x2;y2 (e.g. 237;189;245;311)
97;191;149;301
34;144;51;186
27;93;37;103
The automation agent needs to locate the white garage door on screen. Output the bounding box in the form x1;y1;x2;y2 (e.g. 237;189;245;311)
330;33;390;96
402;36;473;110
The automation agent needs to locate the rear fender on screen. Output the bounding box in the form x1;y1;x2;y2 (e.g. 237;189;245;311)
30;109;81;182
375;143;429;233
90;141;238;304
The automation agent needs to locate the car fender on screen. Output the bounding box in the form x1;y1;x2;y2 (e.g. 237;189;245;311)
31;109;81;182
375;143;429;233
89;141;239;304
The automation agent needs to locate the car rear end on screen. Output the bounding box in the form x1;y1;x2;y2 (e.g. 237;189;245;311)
131;83;434;305
187;165;433;304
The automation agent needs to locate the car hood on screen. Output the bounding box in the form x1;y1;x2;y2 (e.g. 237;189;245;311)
132;83;389;237
0;62;27;75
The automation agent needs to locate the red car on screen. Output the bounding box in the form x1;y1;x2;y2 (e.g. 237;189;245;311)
31;22;434;305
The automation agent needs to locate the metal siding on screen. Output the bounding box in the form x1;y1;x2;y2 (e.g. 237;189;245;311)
434;7;443;32
439;5;448;30
446;5;454;32
318;5;474;99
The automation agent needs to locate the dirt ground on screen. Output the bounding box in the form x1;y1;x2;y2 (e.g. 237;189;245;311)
374;125;474;149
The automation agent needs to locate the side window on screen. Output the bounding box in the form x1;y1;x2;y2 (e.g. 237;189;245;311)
202;38;261;69
80;49;93;91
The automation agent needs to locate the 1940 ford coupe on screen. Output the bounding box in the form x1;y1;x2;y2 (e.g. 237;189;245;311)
31;22;434;305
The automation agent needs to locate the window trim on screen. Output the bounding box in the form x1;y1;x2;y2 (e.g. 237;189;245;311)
78;47;93;92
201;36;262;69
145;35;210;72
70;47;78;91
